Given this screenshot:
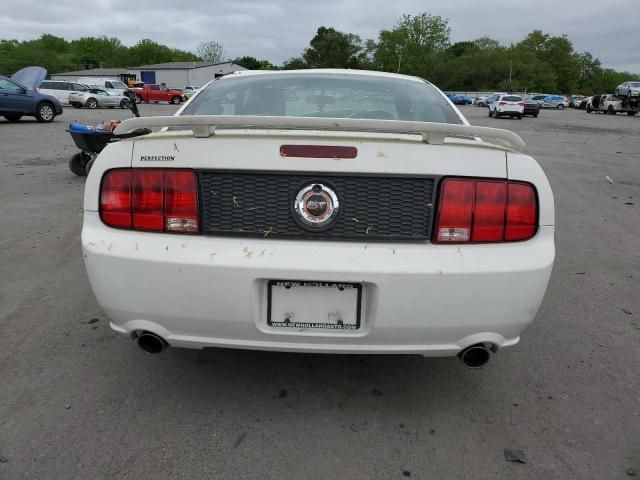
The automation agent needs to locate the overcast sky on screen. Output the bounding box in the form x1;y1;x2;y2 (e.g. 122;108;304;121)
1;0;638;72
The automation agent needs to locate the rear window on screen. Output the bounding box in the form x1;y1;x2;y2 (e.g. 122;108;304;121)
182;73;462;124
41;81;68;90
502;96;522;102
630;82;640;87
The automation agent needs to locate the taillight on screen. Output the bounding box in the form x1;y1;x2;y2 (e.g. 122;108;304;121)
434;178;537;243
518;102;525;106
498;101;507;106
100;168;199;234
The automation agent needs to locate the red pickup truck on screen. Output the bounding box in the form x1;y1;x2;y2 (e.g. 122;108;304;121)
132;84;185;104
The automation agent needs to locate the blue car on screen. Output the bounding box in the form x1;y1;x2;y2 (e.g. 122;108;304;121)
0;67;63;122
445;93;472;105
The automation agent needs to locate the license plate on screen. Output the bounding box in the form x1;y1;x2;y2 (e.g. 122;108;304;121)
267;280;362;331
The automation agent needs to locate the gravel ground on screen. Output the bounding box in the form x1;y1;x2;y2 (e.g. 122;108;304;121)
0;103;638;479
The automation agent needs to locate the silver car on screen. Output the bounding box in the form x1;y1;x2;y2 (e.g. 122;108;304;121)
69;88;130;109
615;81;640;98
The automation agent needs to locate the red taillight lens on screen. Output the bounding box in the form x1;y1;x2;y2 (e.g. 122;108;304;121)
518;102;525;106
499;101;507;105
100;170;132;228
132;170;163;231
505;183;537;241
100;168;199;234
434;178;537;243
472;181;506;241
164;170;199;233
434;179;474;242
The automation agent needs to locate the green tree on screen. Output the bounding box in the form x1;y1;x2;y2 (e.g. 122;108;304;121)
282;56;307;70
374;13;450;78
575;52;602;93
512;31;580;92
196;41;224;63
70;36;125;69
302;27;365;68
236;56;276;70
436;38;508;90
128;39;198;66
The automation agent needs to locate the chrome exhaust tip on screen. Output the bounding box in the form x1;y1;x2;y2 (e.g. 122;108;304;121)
458;344;491;368
136;332;167;355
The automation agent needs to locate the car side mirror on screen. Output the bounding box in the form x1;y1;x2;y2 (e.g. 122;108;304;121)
20;88;28;95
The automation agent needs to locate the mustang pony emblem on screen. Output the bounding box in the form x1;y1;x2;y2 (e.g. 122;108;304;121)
293;183;340;228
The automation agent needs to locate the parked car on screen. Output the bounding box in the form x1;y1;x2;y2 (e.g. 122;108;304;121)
76;77;130;96
569;96;585;108
488;94;524;119
586;95;606;113
482;93;507;109
83;69;554;366
474;96;489;107
540;95;569;110
523;99;541;118
528;95;548;105
600;94;625;114
131;83;185;104
69;88;131;109
445;93;470;105
38;80;89;105
0;67;63;122
183;86;198;98
578;96;591;110
615;81;640;98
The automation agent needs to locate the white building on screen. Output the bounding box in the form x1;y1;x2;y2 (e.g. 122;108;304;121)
51;68;131;82
127;61;247;88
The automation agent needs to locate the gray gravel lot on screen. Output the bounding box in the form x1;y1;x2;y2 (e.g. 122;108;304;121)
1;104;638;479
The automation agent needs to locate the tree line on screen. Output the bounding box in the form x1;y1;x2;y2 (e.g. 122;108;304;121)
1;13;635;95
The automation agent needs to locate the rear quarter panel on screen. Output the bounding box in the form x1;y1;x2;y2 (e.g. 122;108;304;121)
507;151;554;226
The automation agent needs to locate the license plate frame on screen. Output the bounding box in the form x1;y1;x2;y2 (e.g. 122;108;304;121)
267;280;363;331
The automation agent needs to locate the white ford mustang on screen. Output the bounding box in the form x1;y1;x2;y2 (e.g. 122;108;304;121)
82;69;555;367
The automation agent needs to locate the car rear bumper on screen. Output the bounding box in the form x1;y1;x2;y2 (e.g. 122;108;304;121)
82;212;555;356
496;106;524;114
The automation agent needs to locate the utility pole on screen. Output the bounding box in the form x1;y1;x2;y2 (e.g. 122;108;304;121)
508;60;513;92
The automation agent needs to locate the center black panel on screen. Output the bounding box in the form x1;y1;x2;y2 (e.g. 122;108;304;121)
198;170;435;241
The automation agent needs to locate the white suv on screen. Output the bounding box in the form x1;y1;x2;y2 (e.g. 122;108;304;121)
38;80;89;105
76;77;129;96
489;94;524;119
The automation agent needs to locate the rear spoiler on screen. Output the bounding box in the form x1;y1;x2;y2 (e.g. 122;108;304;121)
113;115;526;150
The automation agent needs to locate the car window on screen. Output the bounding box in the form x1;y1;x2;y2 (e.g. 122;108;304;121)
503;96;522;102
111;81;127;89
105;82;114;89
72;83;88;91
182;73;463;124
630;82;640;87
0;78;22;93
149;85;160;90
